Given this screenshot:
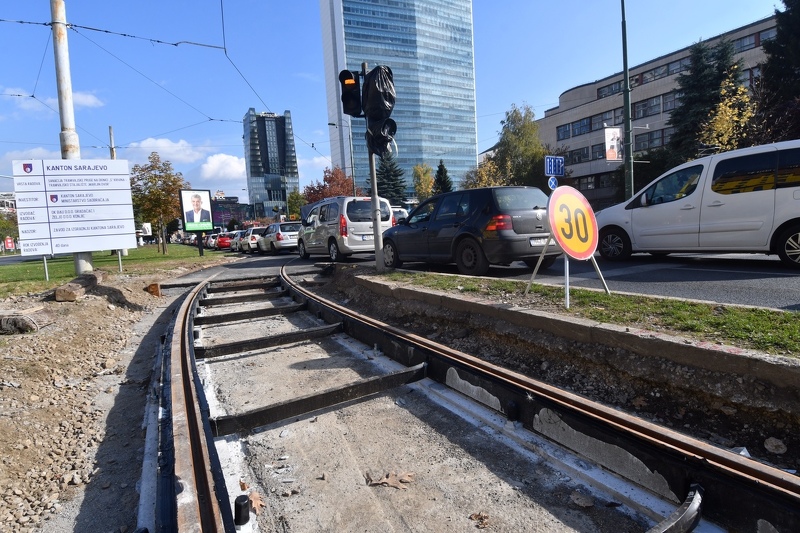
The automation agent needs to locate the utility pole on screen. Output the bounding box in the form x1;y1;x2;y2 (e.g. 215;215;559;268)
51;0;93;273
621;0;634;200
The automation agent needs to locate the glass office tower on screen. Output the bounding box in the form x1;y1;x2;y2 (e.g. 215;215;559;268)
321;0;478;200
243;108;300;219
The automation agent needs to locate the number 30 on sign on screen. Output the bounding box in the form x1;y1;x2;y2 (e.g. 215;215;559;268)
547;186;598;261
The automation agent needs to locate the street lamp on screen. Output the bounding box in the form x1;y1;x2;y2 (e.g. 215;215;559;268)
328;122;357;196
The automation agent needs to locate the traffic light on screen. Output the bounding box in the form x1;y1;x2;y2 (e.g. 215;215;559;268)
362;66;396;156
338;70;362;117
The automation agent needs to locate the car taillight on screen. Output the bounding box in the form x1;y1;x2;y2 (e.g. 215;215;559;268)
339;214;348;237
485;214;513;231
276;233;284;241
392;215;396;226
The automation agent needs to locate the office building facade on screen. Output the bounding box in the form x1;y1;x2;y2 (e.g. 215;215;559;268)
320;0;478;199
536;16;776;209
243;108;300;218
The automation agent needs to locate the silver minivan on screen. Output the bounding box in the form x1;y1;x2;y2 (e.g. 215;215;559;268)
596;140;800;268
298;196;394;261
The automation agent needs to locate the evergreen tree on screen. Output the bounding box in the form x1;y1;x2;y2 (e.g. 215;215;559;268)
376;152;406;205
667;40;740;162
432;160;453;195
754;0;800;142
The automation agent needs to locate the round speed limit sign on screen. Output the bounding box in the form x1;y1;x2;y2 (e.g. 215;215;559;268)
547;186;598;261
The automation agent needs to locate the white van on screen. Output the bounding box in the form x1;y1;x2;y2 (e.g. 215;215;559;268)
298;196;394;261
596;140;800;269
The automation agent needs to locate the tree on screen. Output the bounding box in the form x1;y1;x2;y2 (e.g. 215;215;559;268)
698;66;754;152
130;152;189;254
376;152;406;205
412;163;434;202
667;40;740;162
491;103;547;190
461;158;508;189
752;0;800;142
432;160;453;195
0;212;18;244
303;166;356;203
287;190;306;220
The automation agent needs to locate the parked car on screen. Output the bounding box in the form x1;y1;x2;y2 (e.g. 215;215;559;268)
258;222;302;254
240;227;267;253
391;205;409;221
381;186;563;276
298;196;394;261
205;233;218;249
215;232;232;250
229;230;245;252
596;140;800;269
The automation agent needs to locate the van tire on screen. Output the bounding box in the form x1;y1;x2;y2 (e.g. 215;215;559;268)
456;238;489;276
383;240;403;268
298;240;310;259
599;227;632;260
777;224;800;268
328;240;343;262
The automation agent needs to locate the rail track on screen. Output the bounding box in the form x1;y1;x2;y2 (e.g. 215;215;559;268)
146;262;800;532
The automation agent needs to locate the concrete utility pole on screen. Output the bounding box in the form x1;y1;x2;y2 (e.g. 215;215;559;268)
51;0;93;273
621;0;635;200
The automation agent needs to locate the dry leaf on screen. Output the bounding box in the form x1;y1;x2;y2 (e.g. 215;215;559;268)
249;491;266;515
365;471;415;489
469;512;490;528
239;479;249;491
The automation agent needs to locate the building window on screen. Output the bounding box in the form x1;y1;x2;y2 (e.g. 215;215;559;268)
557;124;571;141
599;174;615;188
567;147;590;165
592;143;605;160
598;81;623;99
634;96;661;119
733;34;756;53
635;132;650;151
663;127;675;145
759;27;776;44
591;111;613;132
614;107;624;125
662;91;679;111
579;177;595;190
571;118;590;137
635;129;666;151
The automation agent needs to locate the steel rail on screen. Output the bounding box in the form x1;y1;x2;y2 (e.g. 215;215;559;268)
279;264;800;532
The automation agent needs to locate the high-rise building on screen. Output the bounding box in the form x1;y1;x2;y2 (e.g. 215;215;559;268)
320;0;478;200
536;16;776;209
243;108;300;218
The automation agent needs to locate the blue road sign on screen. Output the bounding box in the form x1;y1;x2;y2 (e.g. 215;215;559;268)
544;155;565;177
548;176;558;190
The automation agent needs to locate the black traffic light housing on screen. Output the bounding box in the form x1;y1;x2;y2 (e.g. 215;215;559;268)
338;70;362;117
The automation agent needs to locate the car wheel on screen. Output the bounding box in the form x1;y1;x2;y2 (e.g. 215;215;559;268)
455;238;489;276
524;256;557;269
383;240;403;268
599;227;632;260
298;240;310;259
328;240;343;262
777;224;800;269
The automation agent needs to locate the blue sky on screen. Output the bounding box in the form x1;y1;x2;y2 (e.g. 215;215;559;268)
0;1;779;201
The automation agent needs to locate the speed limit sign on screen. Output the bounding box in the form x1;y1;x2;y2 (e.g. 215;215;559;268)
547;186;598;261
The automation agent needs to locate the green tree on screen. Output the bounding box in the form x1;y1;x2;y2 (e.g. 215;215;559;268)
303;166;356;203
412;163;434;202
0;213;18;244
376;152;406;205
667;40;740;162
753;0;800;142
287;189;306;220
432;160;453;195
461;159;508;189
492;103;547;190
130;152;189;254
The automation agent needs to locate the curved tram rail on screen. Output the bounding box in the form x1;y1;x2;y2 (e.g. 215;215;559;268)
157;264;800;532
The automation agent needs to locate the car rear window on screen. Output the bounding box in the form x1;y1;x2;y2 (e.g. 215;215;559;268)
346;200;391;222
280;223;301;232
494;188;549;210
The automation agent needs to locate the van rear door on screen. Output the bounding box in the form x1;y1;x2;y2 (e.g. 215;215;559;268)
699;148;777;249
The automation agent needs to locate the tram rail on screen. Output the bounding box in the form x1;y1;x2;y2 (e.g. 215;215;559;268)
158;263;800;532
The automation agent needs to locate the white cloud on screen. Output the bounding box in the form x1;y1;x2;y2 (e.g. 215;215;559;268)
199;153;245;180
297;155;331;189
2;88;102;115
72;91;104;109
126;138;209;164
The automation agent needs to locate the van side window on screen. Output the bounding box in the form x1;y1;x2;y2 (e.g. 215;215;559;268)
777;148;800;189
306;206;319;225
644;165;703;205
328;203;340;222
712;152;776;194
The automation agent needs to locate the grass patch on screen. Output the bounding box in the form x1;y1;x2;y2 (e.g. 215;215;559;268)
0;245;231;299
382;271;799;357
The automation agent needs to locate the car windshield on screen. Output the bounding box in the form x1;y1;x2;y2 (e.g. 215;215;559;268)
494;187;549;210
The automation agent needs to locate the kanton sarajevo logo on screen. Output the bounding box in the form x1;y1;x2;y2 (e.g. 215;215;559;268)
23;164;33;173
50;195;58;203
